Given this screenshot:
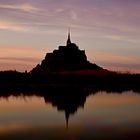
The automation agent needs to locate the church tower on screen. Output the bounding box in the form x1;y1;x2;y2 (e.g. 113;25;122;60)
67;28;71;46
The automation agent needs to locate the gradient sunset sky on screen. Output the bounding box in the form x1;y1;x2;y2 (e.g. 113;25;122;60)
0;0;140;73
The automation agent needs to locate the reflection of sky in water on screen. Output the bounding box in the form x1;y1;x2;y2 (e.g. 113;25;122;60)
0;91;140;140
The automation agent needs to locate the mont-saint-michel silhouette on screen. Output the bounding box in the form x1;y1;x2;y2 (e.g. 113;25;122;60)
31;30;105;74
0;30;139;91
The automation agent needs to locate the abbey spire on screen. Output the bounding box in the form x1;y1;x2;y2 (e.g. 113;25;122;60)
67;28;71;46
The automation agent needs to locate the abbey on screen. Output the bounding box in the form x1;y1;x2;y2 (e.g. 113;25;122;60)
31;31;102;73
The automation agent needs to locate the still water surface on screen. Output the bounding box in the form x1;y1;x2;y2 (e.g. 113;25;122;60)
0;91;140;140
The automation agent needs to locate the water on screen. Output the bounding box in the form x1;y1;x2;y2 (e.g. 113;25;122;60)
0;91;140;140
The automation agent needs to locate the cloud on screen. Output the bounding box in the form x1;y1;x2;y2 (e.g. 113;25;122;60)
0;20;30;32
89;50;139;64
55;8;65;14
103;35;123;41
88;50;140;73
102;34;140;44
0;3;39;13
0;45;44;58
0;45;45;72
0;57;40;63
70;10;78;20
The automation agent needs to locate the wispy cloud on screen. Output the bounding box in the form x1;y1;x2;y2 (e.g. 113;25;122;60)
0;45;46;72
102;34;140;44
0;45;45;58
0;57;40;63
89;50;139;64
88;50;140;73
0;20;30;32
0;3;39;13
70;10;78;21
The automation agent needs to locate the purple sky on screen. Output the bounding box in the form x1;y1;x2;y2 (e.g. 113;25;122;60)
0;0;140;73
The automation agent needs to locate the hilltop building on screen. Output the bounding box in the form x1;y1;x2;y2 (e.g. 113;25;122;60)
31;30;102;73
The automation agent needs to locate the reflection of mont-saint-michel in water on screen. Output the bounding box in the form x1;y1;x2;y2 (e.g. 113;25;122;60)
0;86;88;129
0;85;140;130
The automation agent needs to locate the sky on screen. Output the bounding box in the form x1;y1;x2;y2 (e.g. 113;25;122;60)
0;0;140;73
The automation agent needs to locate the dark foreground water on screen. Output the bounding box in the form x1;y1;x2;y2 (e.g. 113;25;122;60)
0;91;140;140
